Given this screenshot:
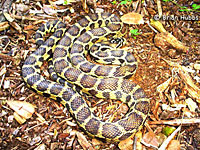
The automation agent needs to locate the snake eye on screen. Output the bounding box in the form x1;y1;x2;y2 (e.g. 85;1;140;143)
109;38;125;48
110;38;115;43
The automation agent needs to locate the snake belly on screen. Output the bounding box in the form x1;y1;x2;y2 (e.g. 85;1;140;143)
22;13;150;141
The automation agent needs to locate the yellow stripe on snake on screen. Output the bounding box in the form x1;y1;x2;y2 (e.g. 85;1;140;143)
22;13;150;141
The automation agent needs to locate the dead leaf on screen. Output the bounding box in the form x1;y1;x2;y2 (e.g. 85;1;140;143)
157;77;172;102
13;112;26;124
34;143;46;150
141;131;159;148
91;138;101;147
121;12;144;24
166;140;181;150
150;19;167;32
154;32;189;53
0;22;9;32
7;100;35;119
24;24;37;30
183;108;194;118
185;98;198;112
178;69;199;92
76;131;94;150
156;133;167;146
157;77;172;93
10;21;22;33
43;5;57;15
58;133;70;140
118;134;134;150
15;4;30;12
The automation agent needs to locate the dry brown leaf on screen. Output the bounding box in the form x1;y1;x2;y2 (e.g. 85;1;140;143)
13;112;26;124
118;134;134;150
166;140;181;150
43;5;57;15
157;77;172;93
142;131;159;149
91;138;101;147
178;69;199;92
15;4;30;12
162;60;200;102
34;143;46;150
157;77;172;102
121;12;144;24
7;100;35;119
76;131;94;150
24;24;37;30
185;98;198;112
150;19;167;32
0;22;10;32
182;108;194;118
10;22;22;33
50;142;60;150
178;69;200;102
187;86;200;103
58;133;70;140
156;133;167;146
154;32;189;53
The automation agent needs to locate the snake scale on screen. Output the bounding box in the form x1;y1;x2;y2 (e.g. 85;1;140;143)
22;13;150;141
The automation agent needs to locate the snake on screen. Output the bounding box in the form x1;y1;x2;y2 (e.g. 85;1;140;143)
22;12;150;141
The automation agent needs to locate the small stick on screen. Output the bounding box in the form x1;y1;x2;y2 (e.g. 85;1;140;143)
158;126;181;150
148;118;200;126
0;53;15;61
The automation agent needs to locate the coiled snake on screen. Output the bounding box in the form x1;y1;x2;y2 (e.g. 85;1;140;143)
22;13;150;141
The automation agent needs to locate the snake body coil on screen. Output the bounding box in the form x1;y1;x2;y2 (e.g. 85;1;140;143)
22;13;150;141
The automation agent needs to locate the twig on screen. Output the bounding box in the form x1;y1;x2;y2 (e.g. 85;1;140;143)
157;0;162;17
0;53;15;61
148;118;200;126
25;120;50;132
158;126;181;150
146;20;158;33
